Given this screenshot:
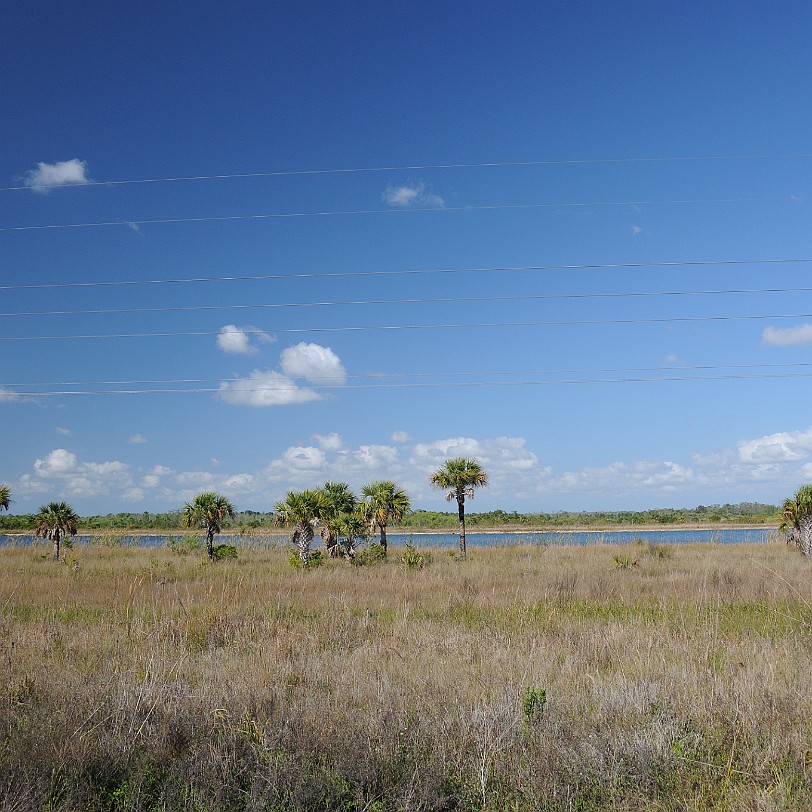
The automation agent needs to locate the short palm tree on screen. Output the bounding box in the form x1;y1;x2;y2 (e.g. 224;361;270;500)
319;481;358;557
275;488;331;565
0;485;10;512
34;501;79;561
430;457;488;558
780;484;812;555
182;492;236;561
360;480;410;555
335;509;369;560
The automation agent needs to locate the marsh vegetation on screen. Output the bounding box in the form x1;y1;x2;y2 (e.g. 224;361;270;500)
0;540;810;810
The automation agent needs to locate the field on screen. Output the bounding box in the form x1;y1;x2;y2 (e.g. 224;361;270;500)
1;539;810;811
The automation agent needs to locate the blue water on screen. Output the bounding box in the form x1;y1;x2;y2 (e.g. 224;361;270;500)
0;528;778;549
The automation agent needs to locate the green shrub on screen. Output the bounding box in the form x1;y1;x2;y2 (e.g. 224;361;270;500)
212;544;238;560
522;685;547;727
355;542;387;566
613;554;637;570
401;542;432;569
289;549;323;569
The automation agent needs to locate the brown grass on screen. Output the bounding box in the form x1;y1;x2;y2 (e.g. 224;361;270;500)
1;539;810;811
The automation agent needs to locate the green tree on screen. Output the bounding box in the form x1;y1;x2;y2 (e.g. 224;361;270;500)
34;501;79;561
360;480;410;556
780;484;812;556
335;509;369;560
275;489;331;565
430;457;488;558
182;492;236;561
0;485;10;512
318;481;358;557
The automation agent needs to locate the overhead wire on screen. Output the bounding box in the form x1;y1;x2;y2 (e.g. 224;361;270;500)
3;151;812;192
4;257;812;292
1;311;810;342
0;195;798;233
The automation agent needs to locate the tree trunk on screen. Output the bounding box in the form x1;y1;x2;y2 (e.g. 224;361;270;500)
380;525;387;555
457;494;466;558
298;525;314;565
207;528;215;561
800;518;812;555
52;528;61;561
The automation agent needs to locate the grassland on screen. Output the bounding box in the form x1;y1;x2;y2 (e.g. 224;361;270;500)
1;539;810;811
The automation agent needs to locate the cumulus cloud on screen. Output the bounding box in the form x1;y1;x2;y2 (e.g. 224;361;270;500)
28;448;132;498
737;427;812;463
383;181;444;208
129;433;148;444
24;159;90;192
280;342;346;384
56;427;72;436
762;324;812;346
391;430;411;443
312;432;344;451
217;369;322;406
216;324;274;355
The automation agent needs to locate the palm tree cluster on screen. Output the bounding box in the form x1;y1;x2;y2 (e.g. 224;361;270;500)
275;479;411;565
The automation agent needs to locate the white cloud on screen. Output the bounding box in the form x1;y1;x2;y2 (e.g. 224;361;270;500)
216;324;274;355
631;225;642;235
283;446;327;470
0;387;22;403
737;427;812;463
29;448;132;499
56;427;72;436
280;342;347;384
391;430;411;443
24;159;90;192
217;369;321;407
762;324;812;346
312;432;344;451
129;433;148;445
383;181;444;208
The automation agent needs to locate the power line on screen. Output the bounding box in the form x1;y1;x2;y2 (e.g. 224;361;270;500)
11;371;812;396
0;195;797;233
4;285;812;320
3;152;811;192
4;257;812;292
1;312;809;342
7;361;812;389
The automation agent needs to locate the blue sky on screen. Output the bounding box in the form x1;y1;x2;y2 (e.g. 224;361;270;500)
3;0;812;515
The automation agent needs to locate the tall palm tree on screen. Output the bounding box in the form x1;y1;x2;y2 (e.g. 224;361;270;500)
275;488;331;565
0;485;10;512
780;484;812;555
360;480;410;555
182;492;236;561
430;457;488;558
319;481;358;557
34;501;79;561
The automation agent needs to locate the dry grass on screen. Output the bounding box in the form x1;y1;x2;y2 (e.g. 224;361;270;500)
1;540;810;811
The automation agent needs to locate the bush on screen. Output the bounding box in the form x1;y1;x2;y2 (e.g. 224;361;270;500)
355;543;387;566
289;549;323;569
212;544;238;561
401;542;432;569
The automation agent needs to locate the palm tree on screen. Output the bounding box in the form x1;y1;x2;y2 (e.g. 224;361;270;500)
275;488;331;565
430;457;488;558
319;481;358;557
780;484;812;555
360;480;410;555
0;485;10;512
335;509;369;560
182;492;236;561
34;501;79;561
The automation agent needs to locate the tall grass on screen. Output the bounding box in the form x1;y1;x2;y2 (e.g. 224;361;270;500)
1;542;810;811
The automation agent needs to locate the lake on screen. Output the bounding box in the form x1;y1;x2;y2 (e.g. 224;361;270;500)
0;527;780;549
